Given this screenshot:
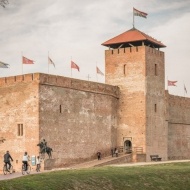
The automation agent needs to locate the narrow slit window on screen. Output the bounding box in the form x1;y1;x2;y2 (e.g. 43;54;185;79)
124;64;126;75
154;104;157;112
155;64;157;76
60;105;62;113
17;124;23;136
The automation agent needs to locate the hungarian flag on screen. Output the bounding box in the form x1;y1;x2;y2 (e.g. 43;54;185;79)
22;56;34;64
48;56;55;68
133;8;148;18
71;61;79;71
168;80;177;86
0;61;9;68
96;66;104;76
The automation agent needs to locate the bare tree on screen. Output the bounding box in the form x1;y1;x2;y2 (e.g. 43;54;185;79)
0;0;9;8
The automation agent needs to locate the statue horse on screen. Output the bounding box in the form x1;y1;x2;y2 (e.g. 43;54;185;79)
37;142;53;159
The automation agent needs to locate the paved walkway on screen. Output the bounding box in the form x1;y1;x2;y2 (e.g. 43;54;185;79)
0;158;190;181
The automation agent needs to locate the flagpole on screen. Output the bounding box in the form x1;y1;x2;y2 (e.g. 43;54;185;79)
21;52;23;75
96;62;98;82
184;82;186;97
71;56;72;78
48;51;49;74
133;7;134;28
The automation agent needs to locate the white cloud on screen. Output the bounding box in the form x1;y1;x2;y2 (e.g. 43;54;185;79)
0;0;189;94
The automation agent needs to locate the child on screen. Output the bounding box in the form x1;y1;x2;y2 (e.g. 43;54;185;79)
36;156;41;172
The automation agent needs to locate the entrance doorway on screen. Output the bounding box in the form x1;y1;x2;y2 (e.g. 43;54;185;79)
124;140;132;153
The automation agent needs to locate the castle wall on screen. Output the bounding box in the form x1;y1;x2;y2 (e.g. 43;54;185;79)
0;74;40;173
0;73;119;170
38;74;119;167
145;47;168;161
167;93;190;160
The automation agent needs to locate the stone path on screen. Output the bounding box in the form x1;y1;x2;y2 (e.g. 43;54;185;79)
1;156;190;181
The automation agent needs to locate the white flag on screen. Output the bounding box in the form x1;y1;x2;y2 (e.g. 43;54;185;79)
0;61;9;68
48;57;55;68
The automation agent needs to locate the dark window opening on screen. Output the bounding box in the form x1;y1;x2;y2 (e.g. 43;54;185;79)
18;124;23;136
124;64;126;75
154;104;157;112
155;64;157;76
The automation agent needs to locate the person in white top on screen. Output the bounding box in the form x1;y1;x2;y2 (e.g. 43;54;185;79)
36;156;41;172
22;152;29;171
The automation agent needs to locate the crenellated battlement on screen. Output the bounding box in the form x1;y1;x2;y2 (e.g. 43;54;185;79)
105;46;164;57
0;73;119;98
0;73;39;85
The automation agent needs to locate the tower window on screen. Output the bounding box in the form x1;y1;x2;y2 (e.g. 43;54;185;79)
124;64;126;75
60;105;62;113
155;64;157;76
17;124;23;136
154;104;157;112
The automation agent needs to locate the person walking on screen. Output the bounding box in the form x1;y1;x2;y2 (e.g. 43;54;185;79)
97;151;101;160
111;148;114;157
4;151;13;171
115;148;118;157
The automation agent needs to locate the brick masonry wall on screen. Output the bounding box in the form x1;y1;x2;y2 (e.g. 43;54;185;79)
0;73;119;170
105;46;147;158
167;93;190;160
145;47;168;161
0;74;40;173
105;46;168;161
38;74;119;168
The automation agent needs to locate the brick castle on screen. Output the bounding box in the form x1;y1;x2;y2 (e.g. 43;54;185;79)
0;27;190;172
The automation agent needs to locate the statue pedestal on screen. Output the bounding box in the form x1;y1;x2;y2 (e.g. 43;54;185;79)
44;159;56;170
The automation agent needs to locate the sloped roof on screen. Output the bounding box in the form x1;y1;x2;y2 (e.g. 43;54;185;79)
102;28;166;48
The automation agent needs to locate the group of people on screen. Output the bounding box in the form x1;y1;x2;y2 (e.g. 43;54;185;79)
3;151;41;172
111;148;119;157
97;147;119;160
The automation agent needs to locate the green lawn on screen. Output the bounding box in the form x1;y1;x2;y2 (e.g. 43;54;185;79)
0;162;190;190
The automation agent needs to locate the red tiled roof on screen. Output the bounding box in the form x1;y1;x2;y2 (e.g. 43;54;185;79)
102;28;166;48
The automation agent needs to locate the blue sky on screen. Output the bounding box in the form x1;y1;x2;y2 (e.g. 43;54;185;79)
0;0;190;96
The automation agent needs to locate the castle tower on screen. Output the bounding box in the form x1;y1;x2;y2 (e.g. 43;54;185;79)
102;28;168;161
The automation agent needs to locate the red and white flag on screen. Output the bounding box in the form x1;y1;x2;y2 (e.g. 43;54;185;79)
22;56;34;64
71;61;79;71
133;8;148;18
168;80;177;86
48;56;55;68
96;66;104;76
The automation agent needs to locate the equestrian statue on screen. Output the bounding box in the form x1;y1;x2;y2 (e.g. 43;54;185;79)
37;139;53;159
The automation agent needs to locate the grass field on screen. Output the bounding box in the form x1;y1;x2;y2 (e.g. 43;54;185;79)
0;162;190;190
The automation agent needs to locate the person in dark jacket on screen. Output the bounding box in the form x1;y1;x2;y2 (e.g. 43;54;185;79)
4;151;13;171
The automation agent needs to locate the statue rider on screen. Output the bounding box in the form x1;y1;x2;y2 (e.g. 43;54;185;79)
41;139;47;153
